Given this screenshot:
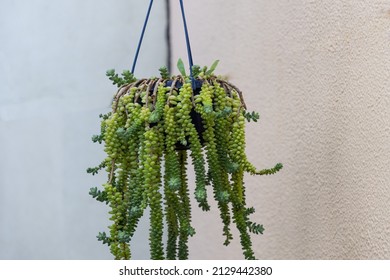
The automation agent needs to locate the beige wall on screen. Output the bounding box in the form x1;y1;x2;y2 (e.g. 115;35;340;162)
170;0;390;259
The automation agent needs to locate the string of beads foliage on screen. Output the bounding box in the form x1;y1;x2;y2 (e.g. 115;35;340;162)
88;60;282;260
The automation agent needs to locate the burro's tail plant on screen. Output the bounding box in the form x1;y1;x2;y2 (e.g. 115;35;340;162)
88;59;282;260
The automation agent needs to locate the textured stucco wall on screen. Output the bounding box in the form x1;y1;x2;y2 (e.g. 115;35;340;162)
170;0;390;259
0;0;167;259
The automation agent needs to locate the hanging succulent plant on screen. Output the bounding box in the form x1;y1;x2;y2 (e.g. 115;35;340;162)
88;60;282;260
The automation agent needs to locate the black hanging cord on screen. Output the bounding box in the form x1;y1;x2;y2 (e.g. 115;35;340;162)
131;0;194;83
179;0;194;83
131;0;154;74
165;0;172;72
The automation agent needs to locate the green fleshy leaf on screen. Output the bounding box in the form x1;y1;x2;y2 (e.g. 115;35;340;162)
205;60;219;75
122;70;136;84
97;232;111;245
159;66;170;79
177;58;187;76
247;222;265;235
192;65;201;78
168;177;180;191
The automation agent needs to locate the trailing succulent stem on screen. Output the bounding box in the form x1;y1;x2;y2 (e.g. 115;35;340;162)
88;60;282;260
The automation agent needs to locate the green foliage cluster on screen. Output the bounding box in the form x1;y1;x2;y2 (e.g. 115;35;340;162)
88;60;282;260
106;69;137;87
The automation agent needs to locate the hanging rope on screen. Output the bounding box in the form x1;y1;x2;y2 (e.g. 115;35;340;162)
131;0;195;86
131;0;154;74
179;0;194;80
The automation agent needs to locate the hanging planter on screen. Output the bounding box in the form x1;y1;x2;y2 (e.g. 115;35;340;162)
87;0;282;260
